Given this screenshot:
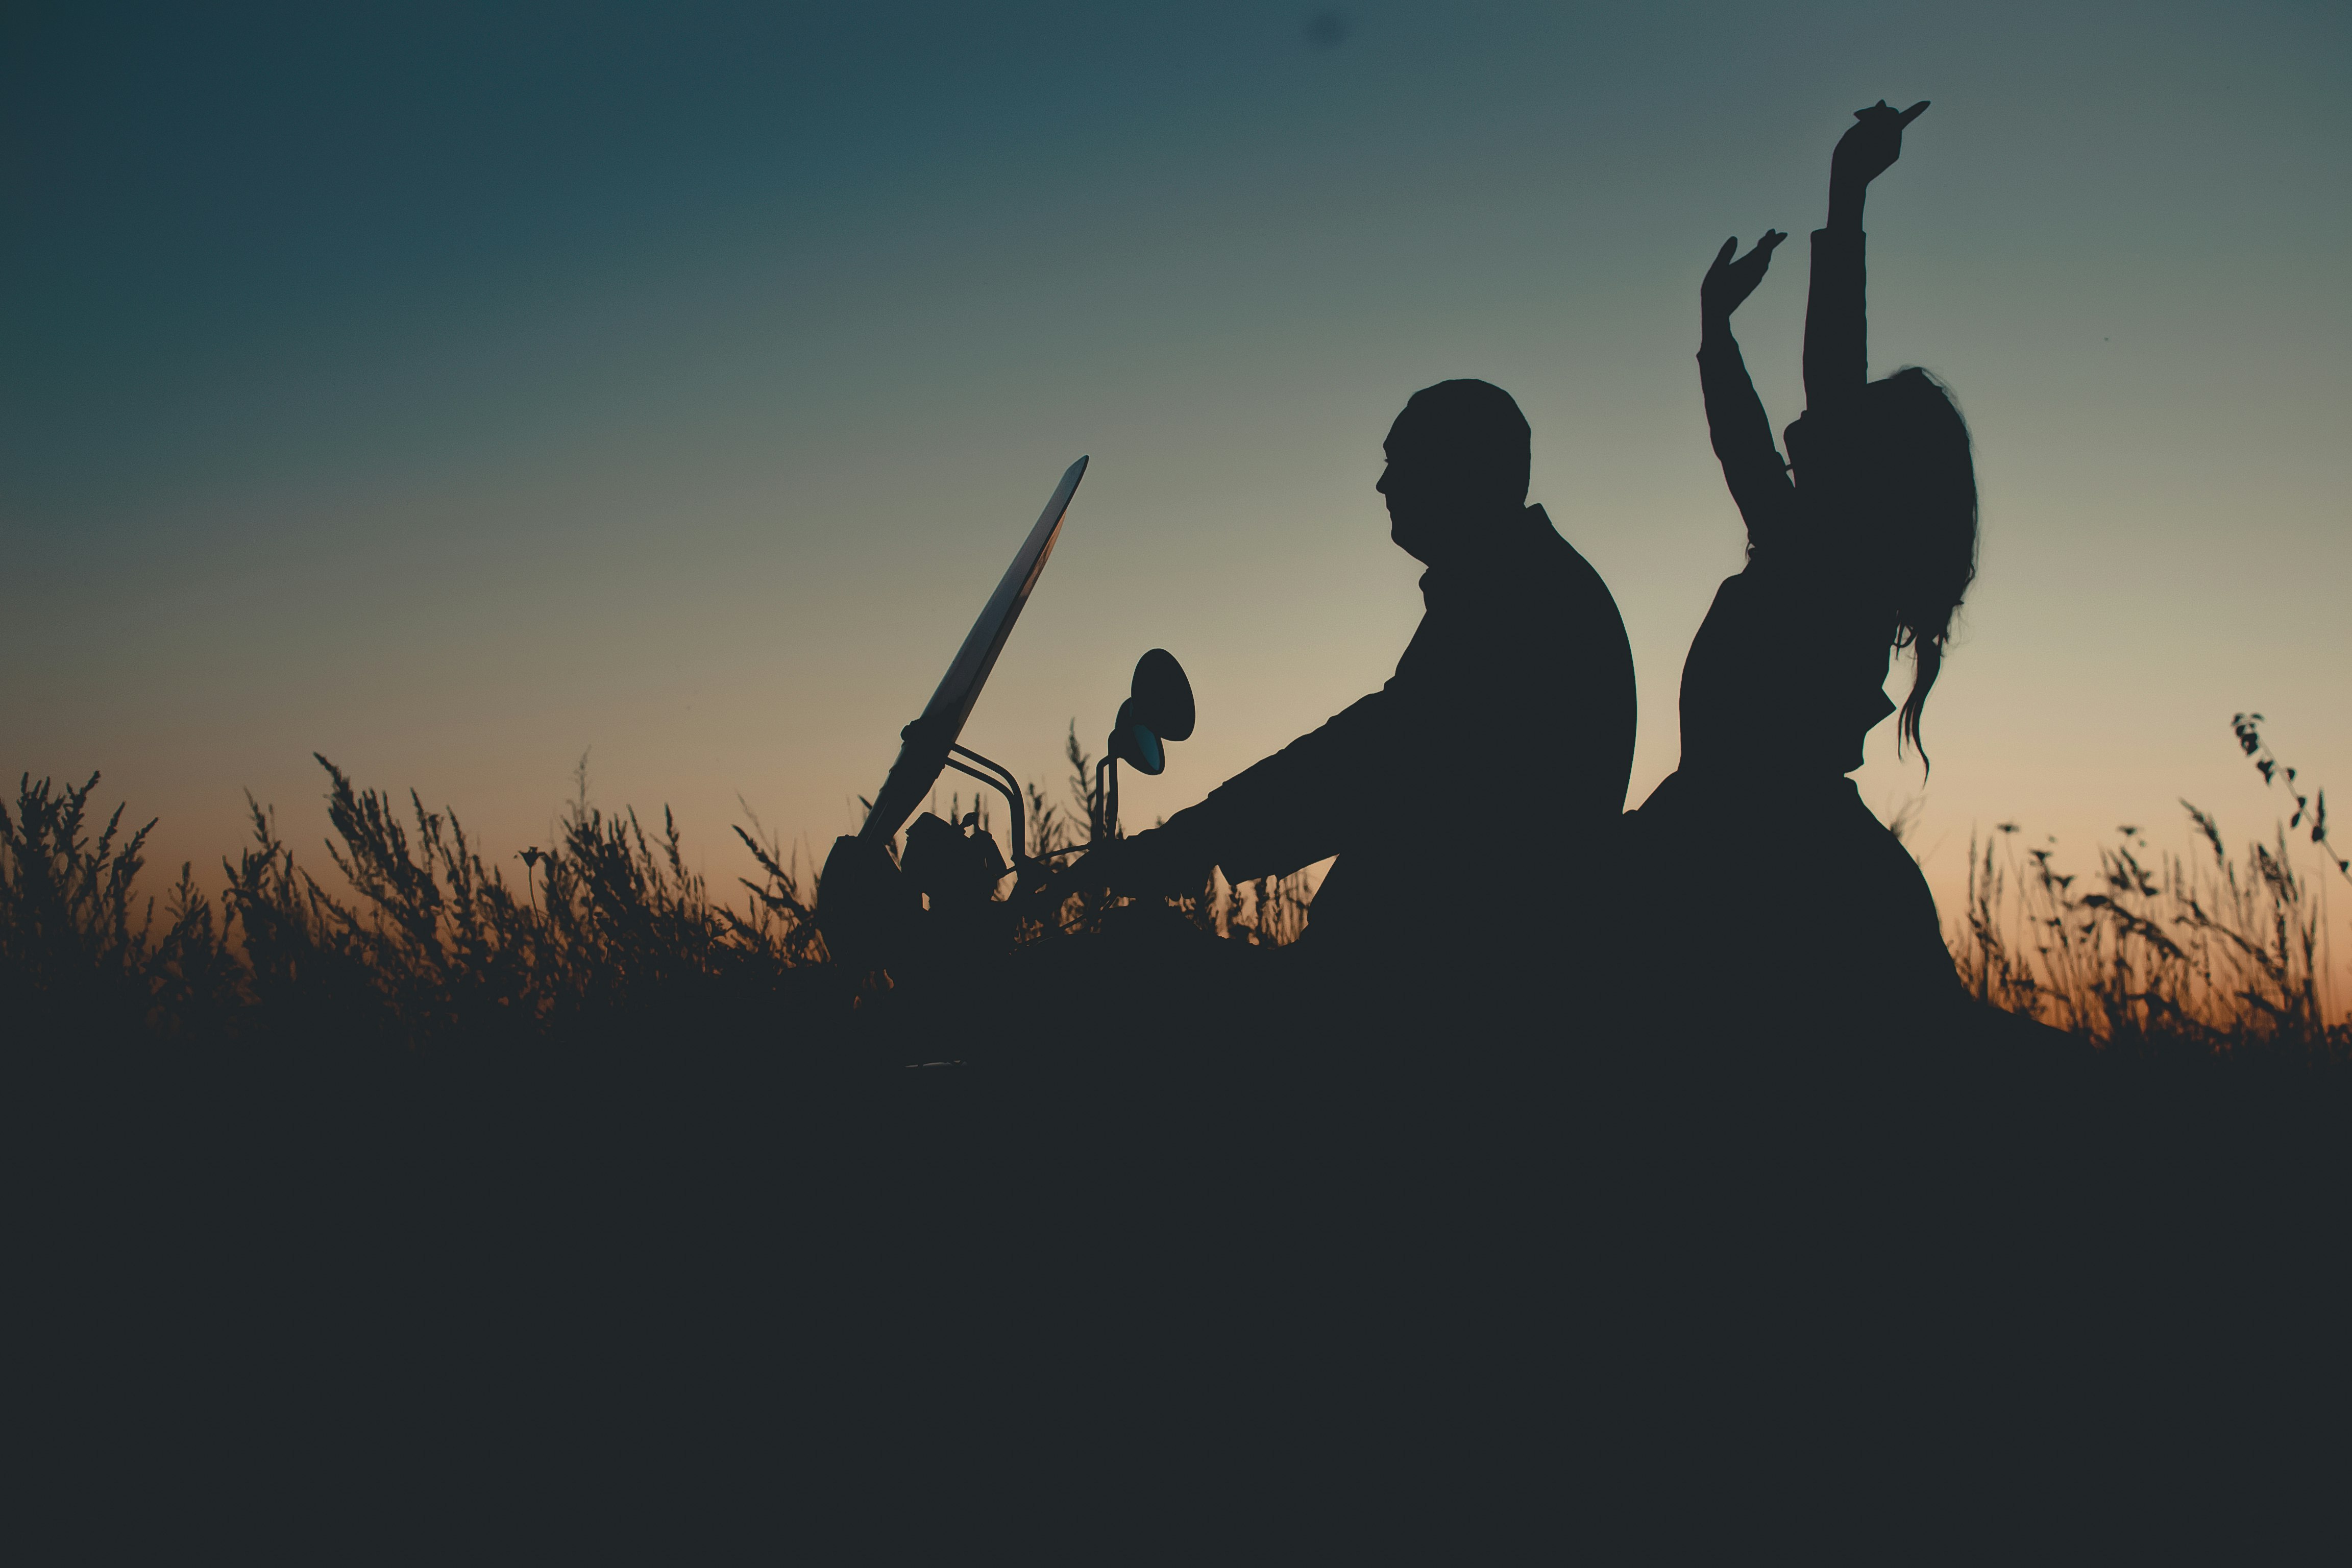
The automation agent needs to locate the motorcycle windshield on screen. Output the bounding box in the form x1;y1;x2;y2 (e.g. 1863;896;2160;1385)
860;455;1088;843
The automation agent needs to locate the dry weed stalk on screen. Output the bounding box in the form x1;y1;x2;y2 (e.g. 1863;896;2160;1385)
1954;719;2347;1056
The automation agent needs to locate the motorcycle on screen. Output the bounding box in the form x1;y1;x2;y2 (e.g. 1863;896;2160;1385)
816;457;1211;997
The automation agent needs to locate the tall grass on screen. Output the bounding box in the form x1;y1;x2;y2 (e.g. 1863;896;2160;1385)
6;718;2344;1054
3;755;834;1046
1955;814;2343;1053
1953;718;2351;1057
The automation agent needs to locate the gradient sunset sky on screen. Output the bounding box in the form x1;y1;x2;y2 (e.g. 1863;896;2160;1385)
6;1;2348;945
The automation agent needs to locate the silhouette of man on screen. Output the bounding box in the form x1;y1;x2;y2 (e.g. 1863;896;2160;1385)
1100;379;1636;969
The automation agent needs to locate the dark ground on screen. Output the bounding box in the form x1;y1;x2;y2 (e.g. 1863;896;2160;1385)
13;959;2350;1556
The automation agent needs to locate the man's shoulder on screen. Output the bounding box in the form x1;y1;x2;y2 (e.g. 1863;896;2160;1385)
1517;510;1625;615
1521;505;1600;573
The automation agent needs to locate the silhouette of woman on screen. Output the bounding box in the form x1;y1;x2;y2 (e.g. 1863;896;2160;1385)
1633;101;1976;1034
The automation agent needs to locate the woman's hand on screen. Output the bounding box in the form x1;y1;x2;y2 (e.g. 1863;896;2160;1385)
1831;99;1929;192
1701;231;1786;324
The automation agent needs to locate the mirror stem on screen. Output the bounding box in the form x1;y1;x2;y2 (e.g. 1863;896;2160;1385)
943;743;1024;874
1091;755;1122;844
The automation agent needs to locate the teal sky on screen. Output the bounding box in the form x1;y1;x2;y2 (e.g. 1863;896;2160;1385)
6;1;2349;943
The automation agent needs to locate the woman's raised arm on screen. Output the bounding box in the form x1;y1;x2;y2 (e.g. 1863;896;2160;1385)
1804;100;1926;418
1699;233;1797;546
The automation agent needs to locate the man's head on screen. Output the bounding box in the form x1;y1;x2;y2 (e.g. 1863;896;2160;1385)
1377;379;1532;564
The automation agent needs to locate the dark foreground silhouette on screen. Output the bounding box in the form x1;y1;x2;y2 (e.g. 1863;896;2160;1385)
9;745;2350;1548
16;986;2348;1551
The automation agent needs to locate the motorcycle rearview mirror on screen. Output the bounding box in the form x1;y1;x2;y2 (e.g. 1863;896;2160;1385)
1093;648;1194;841
1108;697;1165;776
1130;649;1194;743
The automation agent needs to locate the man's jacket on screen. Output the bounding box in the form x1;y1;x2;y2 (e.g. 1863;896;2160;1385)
1157;504;1636;951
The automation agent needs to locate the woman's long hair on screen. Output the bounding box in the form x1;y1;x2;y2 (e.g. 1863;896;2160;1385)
1864;366;1977;770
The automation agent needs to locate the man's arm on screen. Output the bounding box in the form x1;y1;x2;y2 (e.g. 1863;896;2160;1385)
1099;582;1500;897
1112;681;1413;893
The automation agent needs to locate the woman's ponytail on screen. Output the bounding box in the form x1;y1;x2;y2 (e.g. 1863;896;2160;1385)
1870;367;1978;774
